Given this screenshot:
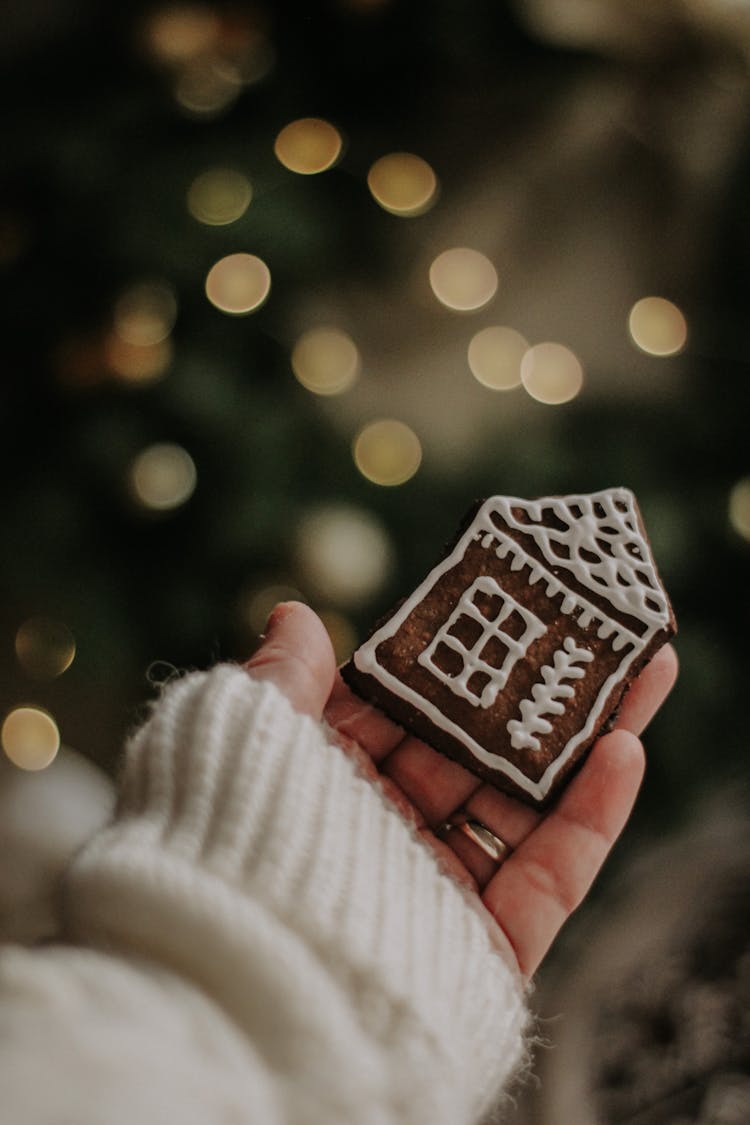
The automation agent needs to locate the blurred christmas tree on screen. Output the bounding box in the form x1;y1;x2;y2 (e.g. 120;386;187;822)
0;0;748;844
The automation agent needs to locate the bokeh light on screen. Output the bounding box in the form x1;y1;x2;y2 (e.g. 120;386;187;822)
291;327;360;395
2;707;60;771
114;281;178;346
143;5;221;67
274;118;343;174
105;336;173;384
367;152;438;217
729;477;750;542
106;281;177;384
520;342;584;404
353;419;422;486
468;326;527;391
187;168;252;225
174;60;241;117
205;252;271;314
429;248;498;312
15;617;76;680
628;296;688;356
143;5;274;112
130;443;197;511
143;3;275;87
295;504;394;607
212;40;275;89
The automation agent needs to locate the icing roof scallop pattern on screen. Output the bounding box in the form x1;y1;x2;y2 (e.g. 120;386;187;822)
484;488;671;633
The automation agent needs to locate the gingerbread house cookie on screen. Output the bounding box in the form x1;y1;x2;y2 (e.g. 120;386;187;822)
342;488;676;807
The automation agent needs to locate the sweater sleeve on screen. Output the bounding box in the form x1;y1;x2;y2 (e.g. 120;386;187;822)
2;666;529;1125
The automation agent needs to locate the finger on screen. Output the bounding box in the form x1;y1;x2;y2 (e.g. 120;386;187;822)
435;823;499;890
615;643;678;736
482;728;645;980
244;601;336;721
381;736;481;826
445;789;541;890
324;674;406;762
448;644;677;887
463;788;542;850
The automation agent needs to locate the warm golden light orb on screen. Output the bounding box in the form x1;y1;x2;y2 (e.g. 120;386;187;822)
114;281;178;347
130;443;197;511
628;296;688;356
205;253;271;314
429;248;498;312
174;61;241;117
367;153;438;217
521;342;584;404
295;504;393;607
15;618;76;680
2;706;60;771
291;327;360;395
274;118;343;174
108;281;176;385
105;336;173;385
144;5;221;66
187;168;252;225
468;326;528;391
353;419;422;486
212;34;276;88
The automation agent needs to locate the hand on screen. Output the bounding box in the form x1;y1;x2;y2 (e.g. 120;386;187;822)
246;602;678;981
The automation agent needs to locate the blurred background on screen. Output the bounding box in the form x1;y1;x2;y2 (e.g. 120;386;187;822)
1;1;749;1120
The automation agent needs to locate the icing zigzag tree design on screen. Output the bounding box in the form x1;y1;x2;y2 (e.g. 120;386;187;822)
507;638;594;752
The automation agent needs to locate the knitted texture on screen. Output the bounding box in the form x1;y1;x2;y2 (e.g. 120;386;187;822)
60;666;528;1124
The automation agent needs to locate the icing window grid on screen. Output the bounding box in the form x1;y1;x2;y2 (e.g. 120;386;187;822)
418;575;547;709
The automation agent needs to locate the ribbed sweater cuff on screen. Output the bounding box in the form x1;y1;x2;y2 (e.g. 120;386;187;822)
64;666;528;1118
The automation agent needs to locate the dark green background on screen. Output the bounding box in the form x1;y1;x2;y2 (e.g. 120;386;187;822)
1;0;748;844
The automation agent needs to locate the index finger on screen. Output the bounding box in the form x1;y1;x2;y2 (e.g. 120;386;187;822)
244;602;337;720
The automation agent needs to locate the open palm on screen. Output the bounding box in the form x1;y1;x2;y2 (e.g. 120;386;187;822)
247;601;678;981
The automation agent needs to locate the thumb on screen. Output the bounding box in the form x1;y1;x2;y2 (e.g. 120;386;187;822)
244;601;337;720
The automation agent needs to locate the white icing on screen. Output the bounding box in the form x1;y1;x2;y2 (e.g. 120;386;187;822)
506;637;594;752
352;488;667;800
417;575;547;709
356;635;645;800
489;489;671;631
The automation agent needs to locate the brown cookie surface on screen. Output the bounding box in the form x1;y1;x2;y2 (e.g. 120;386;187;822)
342;488;676;807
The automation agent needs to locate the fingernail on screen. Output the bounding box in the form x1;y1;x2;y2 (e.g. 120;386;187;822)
262;601;293;636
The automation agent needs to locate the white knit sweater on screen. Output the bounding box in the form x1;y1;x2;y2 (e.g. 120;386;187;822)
0;666;528;1124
